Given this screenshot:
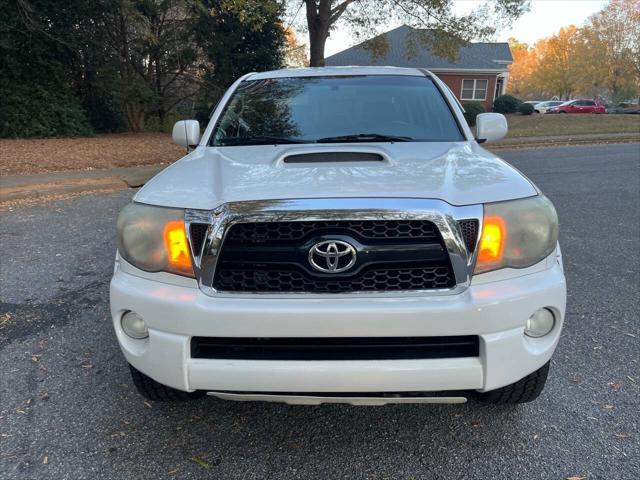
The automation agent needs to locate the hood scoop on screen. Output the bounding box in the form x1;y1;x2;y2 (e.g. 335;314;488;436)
282;152;385;164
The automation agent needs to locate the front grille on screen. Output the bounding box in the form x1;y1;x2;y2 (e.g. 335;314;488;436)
212;220;455;293
226;220;440;244
215;265;453;293
191;336;480;360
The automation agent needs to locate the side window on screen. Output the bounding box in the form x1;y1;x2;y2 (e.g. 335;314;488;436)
585;100;595;106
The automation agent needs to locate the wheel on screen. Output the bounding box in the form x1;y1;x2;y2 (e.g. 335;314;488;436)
476;362;550;404
129;364;205;402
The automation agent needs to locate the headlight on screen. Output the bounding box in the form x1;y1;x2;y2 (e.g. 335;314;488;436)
474;196;558;274
116;203;194;277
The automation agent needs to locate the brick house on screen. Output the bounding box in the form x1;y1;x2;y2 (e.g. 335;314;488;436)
325;25;512;111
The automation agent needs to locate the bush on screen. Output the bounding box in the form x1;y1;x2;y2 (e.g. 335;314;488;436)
461;101;486;127
493;94;522;114
518;103;535;115
83;91;126;133
0;83;93;138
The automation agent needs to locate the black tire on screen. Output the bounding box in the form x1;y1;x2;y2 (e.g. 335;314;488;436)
129;364;205;402
476;362;550;404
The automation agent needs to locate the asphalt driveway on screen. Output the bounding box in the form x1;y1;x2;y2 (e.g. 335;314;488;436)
1;143;639;479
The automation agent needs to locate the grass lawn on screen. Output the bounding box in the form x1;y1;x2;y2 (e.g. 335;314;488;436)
0;132;184;176
505;113;640;138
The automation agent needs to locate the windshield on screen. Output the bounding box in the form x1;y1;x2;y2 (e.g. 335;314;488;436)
211;75;464;146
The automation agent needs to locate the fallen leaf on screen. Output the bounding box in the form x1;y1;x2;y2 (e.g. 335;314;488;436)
603;405;614;410
110;431;126;438
168;468;179;475
190;457;210;469
43;455;48;465
608;382;622;391
470;420;482;428
613;432;629;438
143;401;152;408
566;476;587;480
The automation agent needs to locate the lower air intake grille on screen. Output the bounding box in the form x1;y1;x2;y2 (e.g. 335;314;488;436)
191;336;480;360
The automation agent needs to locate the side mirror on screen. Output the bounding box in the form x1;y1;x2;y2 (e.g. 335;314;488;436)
475;113;508;143
172;120;200;149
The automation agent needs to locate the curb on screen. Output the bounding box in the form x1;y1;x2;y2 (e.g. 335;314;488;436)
0;165;165;203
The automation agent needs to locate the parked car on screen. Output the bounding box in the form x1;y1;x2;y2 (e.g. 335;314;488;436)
111;67;565;406
524;100;544;106
547;99;605;114
534;101;564;114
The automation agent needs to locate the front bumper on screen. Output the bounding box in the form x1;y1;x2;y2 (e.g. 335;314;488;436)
110;255;566;394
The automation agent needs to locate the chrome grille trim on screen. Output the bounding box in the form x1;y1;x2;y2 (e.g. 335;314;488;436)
185;198;483;297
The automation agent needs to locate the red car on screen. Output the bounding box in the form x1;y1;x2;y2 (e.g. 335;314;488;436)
547;99;606;114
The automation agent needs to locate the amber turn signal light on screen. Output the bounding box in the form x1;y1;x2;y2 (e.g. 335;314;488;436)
163;220;194;276
477;216;505;263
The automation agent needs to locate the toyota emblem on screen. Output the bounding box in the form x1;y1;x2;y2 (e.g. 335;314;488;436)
308;240;357;273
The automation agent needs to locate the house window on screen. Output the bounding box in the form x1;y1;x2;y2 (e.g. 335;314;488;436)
461;79;488;101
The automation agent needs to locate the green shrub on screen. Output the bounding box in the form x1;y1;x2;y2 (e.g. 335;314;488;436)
461;101;486;127
518;103;535;115
0;84;93;138
83;92;126;133
493;94;522;114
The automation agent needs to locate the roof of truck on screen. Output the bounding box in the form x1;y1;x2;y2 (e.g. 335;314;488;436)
247;66;427;80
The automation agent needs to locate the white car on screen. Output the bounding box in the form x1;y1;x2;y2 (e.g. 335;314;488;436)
535;101;564;114
111;67;566;406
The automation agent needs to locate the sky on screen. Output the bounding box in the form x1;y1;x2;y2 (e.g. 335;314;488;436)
324;0;609;55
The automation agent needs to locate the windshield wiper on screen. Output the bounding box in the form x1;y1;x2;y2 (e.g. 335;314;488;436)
216;135;310;146
316;133;414;143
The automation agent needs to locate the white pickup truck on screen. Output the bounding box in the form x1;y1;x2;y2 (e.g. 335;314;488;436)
110;67;565;406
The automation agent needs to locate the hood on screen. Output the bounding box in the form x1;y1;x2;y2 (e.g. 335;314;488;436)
134;142;538;209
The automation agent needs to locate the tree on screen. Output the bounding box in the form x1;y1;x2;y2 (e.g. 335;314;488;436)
530;26;582;99
1;0;288;137
578;0;639;102
94;0;203;131
290;0;530;67
192;0;286;108
507;38;537;97
0;0;95;136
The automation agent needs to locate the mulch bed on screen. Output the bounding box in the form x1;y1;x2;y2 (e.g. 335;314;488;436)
0;133;185;176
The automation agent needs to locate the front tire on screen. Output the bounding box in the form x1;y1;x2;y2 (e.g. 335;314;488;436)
476;362;550;404
129;364;205;402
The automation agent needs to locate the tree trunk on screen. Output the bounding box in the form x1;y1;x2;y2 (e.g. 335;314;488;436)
305;0;331;67
309;27;329;67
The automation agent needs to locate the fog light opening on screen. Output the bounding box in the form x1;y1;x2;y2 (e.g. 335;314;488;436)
525;308;555;338
121;311;148;339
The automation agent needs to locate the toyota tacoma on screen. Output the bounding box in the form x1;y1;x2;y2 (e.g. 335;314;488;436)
111;67;565;405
